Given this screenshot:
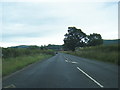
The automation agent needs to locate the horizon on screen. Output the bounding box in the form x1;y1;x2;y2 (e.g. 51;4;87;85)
0;1;118;48
1;39;119;48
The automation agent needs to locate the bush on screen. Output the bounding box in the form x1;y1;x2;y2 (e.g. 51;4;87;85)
2;48;55;59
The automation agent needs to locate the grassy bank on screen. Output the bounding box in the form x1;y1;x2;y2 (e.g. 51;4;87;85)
2;47;55;77
62;44;119;65
2;54;52;77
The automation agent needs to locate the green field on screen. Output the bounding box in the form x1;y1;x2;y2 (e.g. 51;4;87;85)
62;44;119;65
2;54;52;77
2;48;55;77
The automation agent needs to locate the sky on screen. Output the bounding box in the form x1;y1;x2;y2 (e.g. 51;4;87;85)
0;0;119;47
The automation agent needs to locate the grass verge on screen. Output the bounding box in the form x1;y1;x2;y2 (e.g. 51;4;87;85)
2;54;53;77
62;44;119;65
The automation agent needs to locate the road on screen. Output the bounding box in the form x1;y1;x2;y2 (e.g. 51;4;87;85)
2;53;118;88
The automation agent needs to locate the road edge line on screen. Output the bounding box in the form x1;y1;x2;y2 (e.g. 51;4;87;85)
77;67;104;88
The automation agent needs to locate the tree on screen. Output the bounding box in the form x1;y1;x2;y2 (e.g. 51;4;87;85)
40;45;44;50
63;27;103;51
63;27;86;51
87;33;103;46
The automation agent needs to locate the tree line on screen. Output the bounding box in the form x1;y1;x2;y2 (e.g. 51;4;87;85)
63;27;103;51
2;44;62;58
2;47;55;58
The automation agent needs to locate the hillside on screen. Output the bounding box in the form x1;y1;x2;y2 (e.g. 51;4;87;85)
103;39;120;45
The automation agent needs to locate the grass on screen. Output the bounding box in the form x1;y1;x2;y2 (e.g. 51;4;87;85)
2;54;52;77
62;44;119;65
0;58;2;78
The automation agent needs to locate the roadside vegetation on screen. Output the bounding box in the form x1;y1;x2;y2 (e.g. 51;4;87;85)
0;59;1;77
62;44;119;65
63;27;103;51
2;47;55;77
62;27;119;65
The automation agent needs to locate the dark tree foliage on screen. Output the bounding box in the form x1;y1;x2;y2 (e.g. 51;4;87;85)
40;45;43;50
87;33;103;46
63;27;103;51
63;27;86;51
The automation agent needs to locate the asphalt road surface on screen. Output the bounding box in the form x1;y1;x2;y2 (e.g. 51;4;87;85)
2;53;118;88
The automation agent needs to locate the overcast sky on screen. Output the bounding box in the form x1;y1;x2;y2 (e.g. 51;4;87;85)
0;0;118;47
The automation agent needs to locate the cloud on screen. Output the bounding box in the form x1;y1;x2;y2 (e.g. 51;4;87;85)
1;2;118;47
2;23;64;39
1;0;119;2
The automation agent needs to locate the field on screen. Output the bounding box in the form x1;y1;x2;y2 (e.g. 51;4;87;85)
63;44;119;65
2;48;55;77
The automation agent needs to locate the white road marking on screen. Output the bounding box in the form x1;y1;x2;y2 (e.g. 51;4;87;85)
64;56;78;64
77;67;104;88
4;84;16;88
71;62;78;64
65;60;68;62
64;56;69;62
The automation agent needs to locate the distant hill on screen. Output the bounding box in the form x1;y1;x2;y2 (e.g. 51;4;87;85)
10;45;39;49
46;44;63;50
9;39;119;49
103;39;120;45
10;44;63;51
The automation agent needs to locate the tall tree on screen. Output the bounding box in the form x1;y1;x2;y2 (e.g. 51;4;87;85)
63;27;86;51
63;27;103;51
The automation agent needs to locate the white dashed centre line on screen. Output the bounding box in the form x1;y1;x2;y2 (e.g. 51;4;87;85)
65;60;68;62
77;67;104;88
71;62;78;64
64;56;78;64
